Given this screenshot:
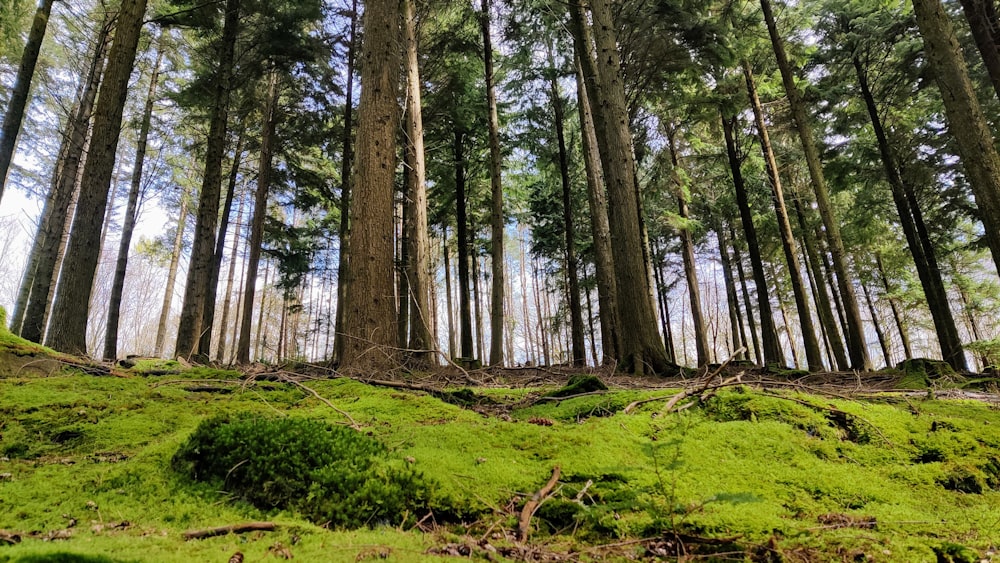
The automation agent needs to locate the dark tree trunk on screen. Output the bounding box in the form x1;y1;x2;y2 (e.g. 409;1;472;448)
958;0;1000;102
481;0;505;367
103;40;164;360
730;224;762;364
237;74;279;364
760;0;870;370
46;0;149;355
216;190;246;362
16;16;110;342
854;55;967;371
876;254;913;361
333;0;358;362
175;0;241;358
0;0;54;199
862;281;893;368
721;109;783;366
717;227;747;360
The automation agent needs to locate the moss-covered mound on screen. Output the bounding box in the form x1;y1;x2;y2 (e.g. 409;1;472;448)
172;415;438;529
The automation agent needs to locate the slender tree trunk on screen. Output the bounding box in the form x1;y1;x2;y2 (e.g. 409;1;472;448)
665;129;710;366
721;110;782;365
17;18;110;342
333;0;359;362
545;46;586;366
254;260;271;362
479;0;505;367
175;0;241;358
771;264;800;369
0;0;54;199
958;0;1000;102
652;243;676;363
717;227;746;360
572;0;675;374
443;229;457;359
533;259;550;365
229;227;249;361
216;188;246;361
45;0;149;355
730;224;761;364
237;74;279;364
339;0;403;370
876;255;913;361
472;247;484;361
792;195;849;370
574;55;620;364
199;125;246;358
154;194;188;357
397;177;410;350
104;40;164;360
760;0;870;370
454;130;475;361
519;235;536;364
862;280;893;368
403;0;434;365
854;54;967;371
817;228;849;341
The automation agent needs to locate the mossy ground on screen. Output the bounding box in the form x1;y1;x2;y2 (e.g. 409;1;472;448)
1;337;999;561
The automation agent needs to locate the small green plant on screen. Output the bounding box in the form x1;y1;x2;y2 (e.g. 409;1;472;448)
171;414;438;529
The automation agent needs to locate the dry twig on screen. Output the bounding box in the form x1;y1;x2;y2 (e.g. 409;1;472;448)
517;465;561;542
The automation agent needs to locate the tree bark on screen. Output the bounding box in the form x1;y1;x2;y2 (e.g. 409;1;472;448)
402;0;435;366
454;129;475;361
760;0;870;370
575;0;676;374
12;15;110;339
665;129;709;367
0;0;54;199
480;0;505;367
154;193;189;357
717;227;746;360
958;0;1000;102
216;188;246;362
730;224;761;364
339;0;403;371
720;109;783;366
237;74;279;364
175;0;241;358
546;45;585;367
853;55;966;370
574;54;620;365
333;0;358;362
103;39;164;360
45;0;149;355
199;126;246;358
443;228;457;359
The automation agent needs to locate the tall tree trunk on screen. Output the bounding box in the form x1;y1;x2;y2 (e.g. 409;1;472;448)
339;0;403;370
958;0;1000;102
771;264;800;368
16;16;110;342
0;0;54;199
547;46;586;366
403;0;434;366
175;0;241;358
480;0;505;367
853;55;967;371
103;39;164;360
154;193;189;357
792;196;849;370
574;54;620;365
652;243;676;363
216;188;246;362
333;0;358;362
199;126;247;358
397;174;410;350
730;224;761;364
236;74;279;364
472;246;484;361
575;0;676;374
443;229;457;359
862;280;893;368
876;255;913;361
760;0;870;370
721;109;782;366
254;260;271;361
45;0;149;355
455;130;475;361
717;227;746;360
665;130;709;366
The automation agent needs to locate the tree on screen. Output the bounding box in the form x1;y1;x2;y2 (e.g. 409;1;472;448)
481;0;505;367
46;0;150;354
0;0;53;202
339;0;403;370
912;0;1000;277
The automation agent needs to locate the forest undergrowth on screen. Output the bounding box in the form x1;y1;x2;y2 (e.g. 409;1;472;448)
1;322;1000;562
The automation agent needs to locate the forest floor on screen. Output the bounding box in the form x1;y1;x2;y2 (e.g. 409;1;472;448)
2;327;1000;562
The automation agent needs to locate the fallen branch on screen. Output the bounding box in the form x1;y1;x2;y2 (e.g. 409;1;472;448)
275;373;358;428
183;522;276;540
0;530;21;545
517;465;561;542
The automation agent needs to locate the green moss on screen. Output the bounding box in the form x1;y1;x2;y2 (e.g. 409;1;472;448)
543;374;608;398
